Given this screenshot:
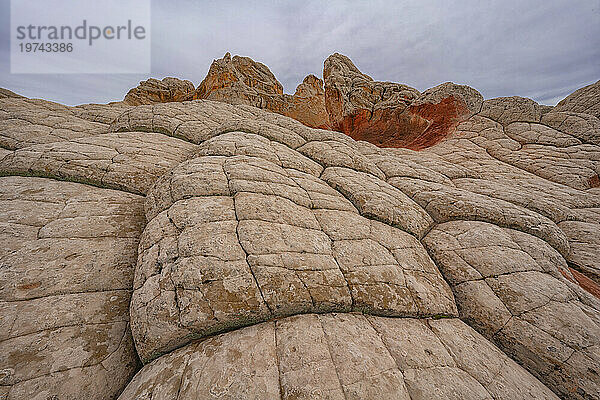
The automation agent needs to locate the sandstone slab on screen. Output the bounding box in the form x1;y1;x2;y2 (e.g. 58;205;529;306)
119;313;557;400
0;176;144;400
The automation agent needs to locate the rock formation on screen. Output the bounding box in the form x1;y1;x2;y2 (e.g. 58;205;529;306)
123;77;195;105
0;89;24;99
323;53;483;149
190;53;331;129
554;79;600;119
1;53;599;399
192;52;284;103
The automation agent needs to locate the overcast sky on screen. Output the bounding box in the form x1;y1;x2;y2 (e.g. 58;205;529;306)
1;0;598;106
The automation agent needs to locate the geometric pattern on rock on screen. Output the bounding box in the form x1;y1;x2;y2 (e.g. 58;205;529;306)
1;54;599;399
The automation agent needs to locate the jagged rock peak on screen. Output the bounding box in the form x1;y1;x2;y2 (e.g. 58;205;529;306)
294;74;325;98
191;52;331;129
324;52;373;79
193;52;284;100
324;52;420;115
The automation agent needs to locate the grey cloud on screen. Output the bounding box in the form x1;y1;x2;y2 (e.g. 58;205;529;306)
0;0;598;106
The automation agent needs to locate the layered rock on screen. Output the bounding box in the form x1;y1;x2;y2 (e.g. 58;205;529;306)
1;60;600;399
192;52;284;102
286;74;332;129
123;77;195;105
323;53;483;149
191;53;331;129
424;221;600;399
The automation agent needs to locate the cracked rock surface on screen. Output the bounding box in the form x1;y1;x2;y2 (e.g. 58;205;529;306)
1;53;599;399
554;80;600;119
0;176;143;400
119;313;557;400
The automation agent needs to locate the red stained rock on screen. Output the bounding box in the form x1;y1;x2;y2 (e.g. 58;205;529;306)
18;282;41;290
405;95;471;150
323;53;482;150
337;94;472;150
120;53;484;148
560;267;600;299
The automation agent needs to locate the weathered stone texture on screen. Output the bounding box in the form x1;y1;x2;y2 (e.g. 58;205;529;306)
0;176;144;400
190;53;331;129
423;221;600;399
323;53;482;149
0;88;24;99
123;77;196;106
1;54;599;399
554;79;600;119
131;146;455;362
119;314;558;400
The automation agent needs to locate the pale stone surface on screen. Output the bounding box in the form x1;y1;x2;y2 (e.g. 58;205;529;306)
554;79;600;119
0;131;197;194
1;58;599;399
540;111;600;146
132;146;455;362
321;167;433;238
0;98;107;150
119;314;557;400
479;96;542;125
0;176;144;400
558;221;600;282
72;101;133;124
423;221;600;399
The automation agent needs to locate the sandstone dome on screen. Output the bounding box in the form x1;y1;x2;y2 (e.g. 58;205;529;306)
1;53;599;400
